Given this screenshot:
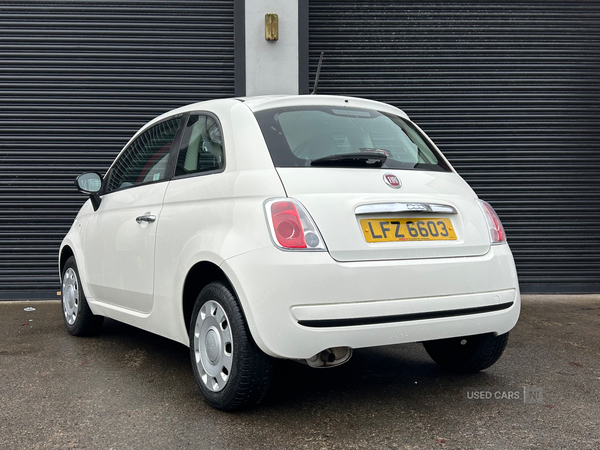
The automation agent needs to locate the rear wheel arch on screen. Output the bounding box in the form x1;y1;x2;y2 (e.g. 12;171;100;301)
182;261;239;335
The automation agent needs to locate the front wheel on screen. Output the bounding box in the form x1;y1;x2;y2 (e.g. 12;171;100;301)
61;256;104;336
189;281;273;411
423;332;509;374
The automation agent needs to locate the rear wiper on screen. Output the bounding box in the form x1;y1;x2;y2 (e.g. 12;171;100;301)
310;152;387;167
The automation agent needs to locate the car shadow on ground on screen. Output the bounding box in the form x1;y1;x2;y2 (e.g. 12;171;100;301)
262;344;499;410
93;317;499;414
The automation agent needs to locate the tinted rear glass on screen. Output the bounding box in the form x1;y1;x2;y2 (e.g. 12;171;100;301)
254;106;451;172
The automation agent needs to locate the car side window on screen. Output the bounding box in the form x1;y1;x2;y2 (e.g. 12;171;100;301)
175;114;224;177
107;116;182;192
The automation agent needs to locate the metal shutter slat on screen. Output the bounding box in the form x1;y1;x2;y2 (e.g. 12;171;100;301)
0;0;235;299
309;0;600;293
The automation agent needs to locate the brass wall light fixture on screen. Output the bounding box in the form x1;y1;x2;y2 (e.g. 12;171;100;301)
265;13;278;41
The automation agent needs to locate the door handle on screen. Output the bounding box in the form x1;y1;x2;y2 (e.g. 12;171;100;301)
136;214;157;224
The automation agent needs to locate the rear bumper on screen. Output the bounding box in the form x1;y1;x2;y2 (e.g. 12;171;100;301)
222;244;520;359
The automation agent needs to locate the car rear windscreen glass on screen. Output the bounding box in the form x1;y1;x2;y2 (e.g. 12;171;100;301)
254;106;451;171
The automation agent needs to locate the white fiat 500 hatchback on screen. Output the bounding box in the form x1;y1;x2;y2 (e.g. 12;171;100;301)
60;95;520;411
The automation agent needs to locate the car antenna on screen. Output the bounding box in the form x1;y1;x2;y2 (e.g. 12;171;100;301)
311;52;325;95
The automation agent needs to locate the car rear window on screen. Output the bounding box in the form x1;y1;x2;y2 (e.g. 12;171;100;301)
254;106;451;172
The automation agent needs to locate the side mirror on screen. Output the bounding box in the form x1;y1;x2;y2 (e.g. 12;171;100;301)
75;173;103;211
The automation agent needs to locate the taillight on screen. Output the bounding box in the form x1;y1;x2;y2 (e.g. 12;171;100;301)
264;199;327;251
478;200;506;245
271;201;305;248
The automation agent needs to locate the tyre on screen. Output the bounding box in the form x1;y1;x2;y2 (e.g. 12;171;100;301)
61;256;104;336
189;281;273;411
423;332;509;374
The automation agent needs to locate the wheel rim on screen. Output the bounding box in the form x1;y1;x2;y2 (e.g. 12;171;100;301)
193;300;233;392
62;268;79;325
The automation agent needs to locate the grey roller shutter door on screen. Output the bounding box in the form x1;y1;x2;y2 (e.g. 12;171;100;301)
309;1;600;293
0;1;235;299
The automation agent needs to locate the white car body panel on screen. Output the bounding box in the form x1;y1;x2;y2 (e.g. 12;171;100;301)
60;94;521;360
223;244;520;359
276;168;491;261
151;170;286;343
82;182;168;313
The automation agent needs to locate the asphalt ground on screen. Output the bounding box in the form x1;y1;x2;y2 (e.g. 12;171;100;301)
1;295;599;450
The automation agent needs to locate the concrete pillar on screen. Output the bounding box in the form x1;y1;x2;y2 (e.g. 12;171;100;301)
235;0;308;96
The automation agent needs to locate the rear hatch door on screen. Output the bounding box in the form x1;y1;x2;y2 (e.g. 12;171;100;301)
277;167;491;262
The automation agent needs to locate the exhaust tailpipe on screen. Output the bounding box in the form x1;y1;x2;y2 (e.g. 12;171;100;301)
303;347;353;368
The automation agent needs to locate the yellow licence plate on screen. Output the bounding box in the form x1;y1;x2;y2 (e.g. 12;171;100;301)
360;218;457;242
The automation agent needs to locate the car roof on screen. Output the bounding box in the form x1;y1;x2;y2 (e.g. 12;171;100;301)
148;95;409;125
238;94;409;118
